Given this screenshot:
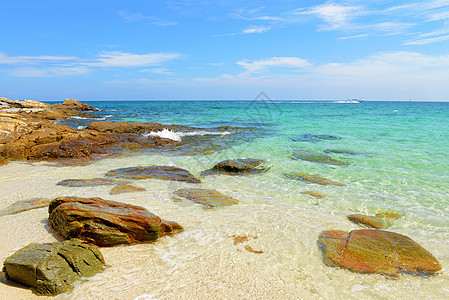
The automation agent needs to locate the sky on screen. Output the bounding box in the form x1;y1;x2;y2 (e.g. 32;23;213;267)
1;0;449;101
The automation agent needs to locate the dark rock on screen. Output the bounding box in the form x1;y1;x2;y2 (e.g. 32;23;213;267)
202;158;270;176
283;173;345;186
292;134;341;143
317;229;441;277
291;149;349;166
174;188;239;207
57;178;124;187
347;214;393;229
48;196;183;246
110;184;146;195
105;166;201;183
0;198;51;217
2;239;105;295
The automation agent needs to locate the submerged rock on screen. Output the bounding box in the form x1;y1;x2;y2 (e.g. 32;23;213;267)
2;239;105;295
292;134;342;143
105;166;201;183
324;149;360;155
291;149;349;166
48;196;183;246
174;188;239;207
110;184;146;195
347;214;393;229
57;178;125;187
0;198;51;216
317;229;441;277
202;158;270;176
283;173;345;186
300;191;326;199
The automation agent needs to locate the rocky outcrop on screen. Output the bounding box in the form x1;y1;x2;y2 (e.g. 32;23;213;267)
2;239;105;295
317;229;441;277
106;166;201;183
291;149;349;166
0;198;51;217
174;188;239;207
202;158;270;176
110;184;146;195
48;196;183;246
283;173;345;186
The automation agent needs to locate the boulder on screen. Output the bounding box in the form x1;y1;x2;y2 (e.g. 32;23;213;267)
317;229;441;277
57;178;124;187
291;149;349;166
174;188;239;207
110;184;146;195
2;239;105;295
62;99;99;111
0;198;51;217
106;166;201;183
48;196;183;246
202;158;270;176
347;214;393;229
283;173;345;186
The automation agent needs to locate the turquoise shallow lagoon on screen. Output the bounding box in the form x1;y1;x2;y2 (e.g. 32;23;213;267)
1;100;448;299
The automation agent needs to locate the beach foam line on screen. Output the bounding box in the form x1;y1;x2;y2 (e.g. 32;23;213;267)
144;128;232;142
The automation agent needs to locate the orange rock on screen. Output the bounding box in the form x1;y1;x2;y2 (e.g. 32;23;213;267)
318;229;441;277
300;191;325;198
347;214;393;229
110;184;146;195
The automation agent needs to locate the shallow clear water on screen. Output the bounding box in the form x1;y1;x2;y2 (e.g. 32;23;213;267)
1;100;448;299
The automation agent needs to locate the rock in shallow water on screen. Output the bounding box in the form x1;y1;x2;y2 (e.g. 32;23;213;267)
202;158;270;176
48;196;183;246
57;178;125;187
291;149;349;166
105;166;201;183
0;198;51;216
292;134;342;143
283;173;345;186
317;229;441;277
174;188;239;207
2;239;105;295
109;184;146;195
347;214;393;229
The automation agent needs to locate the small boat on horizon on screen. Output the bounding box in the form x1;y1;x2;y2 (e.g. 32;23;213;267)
335;98;364;103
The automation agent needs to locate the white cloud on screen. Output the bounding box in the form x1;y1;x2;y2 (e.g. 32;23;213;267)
10;66;89;77
0;52;78;65
85;52;180;68
237;57;311;73
118;11;178;26
295;2;364;30
242;25;271;34
404;34;449;45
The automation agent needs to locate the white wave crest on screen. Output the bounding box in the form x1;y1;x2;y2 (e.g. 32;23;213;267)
145;128;231;142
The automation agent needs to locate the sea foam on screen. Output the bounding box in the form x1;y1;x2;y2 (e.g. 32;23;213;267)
145;128;231;142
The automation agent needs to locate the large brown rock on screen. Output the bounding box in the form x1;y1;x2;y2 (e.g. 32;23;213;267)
2;239;105;295
48;196;183;246
106;166;201;183
317;229;441;277
62;98;99;111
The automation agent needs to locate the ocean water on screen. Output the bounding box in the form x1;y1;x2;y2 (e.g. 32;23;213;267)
1;100;448;299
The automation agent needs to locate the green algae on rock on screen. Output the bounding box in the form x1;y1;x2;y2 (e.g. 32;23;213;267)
174;188;239;207
106;165;201;183
317;229;441;277
2;239;105;295
48;196;183;246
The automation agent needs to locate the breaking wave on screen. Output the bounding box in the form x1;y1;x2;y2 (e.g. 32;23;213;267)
144;128;231;142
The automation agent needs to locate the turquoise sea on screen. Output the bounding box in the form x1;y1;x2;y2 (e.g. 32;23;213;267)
1;99;448;299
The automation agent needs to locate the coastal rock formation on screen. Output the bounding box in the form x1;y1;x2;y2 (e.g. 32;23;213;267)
202;158;270;176
2;239;105;295
48;196;183;246
110;184;146;195
291;149;349;166
0;97;206;165
106;166;201;183
317;229;441;277
174;188;239;207
283;173;345;186
57;178;125;187
0;198;51;217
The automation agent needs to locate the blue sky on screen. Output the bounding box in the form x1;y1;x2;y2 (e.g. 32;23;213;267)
1;0;449;101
